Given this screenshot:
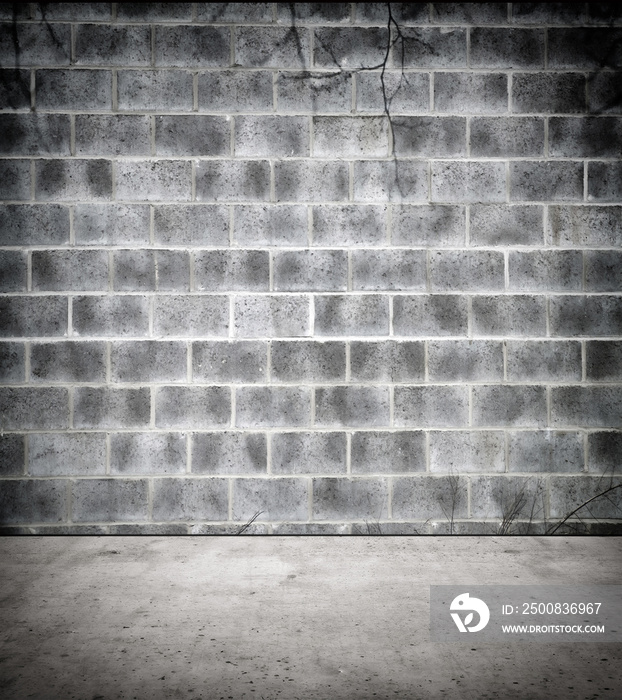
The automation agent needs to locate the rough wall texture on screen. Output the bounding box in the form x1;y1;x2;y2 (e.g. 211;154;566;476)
1;2;621;535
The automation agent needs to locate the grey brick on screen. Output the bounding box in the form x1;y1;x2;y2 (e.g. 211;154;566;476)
156;386;231;429
192;432;267;475
433;3;508;23
512;73;586;114
550;117;622;158
32;250;108;291
392;205;465;246
430;250;504;292
155;205;229;246
233;205;308;247
34;3;111;20
0;297;67;337
236;387;310;428
430;431;505;473
472;295;546;337
30;341;106;383
236;27;310;68
157;250;191;292
356;3;429;24
435;73;507;114
116;161;191;202
195;250;269;291
196;160;270;202
234;295;310;337
117;70;194;111
509;250;582;292
352;249;425;291
550;296;622;337
113;250;154;291
0;204;69;246
29;433;106;476
155;25;230;67
73;296;149;337
549;476;622;520
428;340;503;382
470;117;544;157
0;250;27;291
470;205;543;246
588;162;622;203
587;341;622;381
313;477;388;520
0;160;31;201
275;161;348;202
508;431;584;473
236;116;309;157
199;70;274;112
74;204;150;246
272;432;346;474
155;116;229;157
312;205;386;246
356;71;429;114
432;162;506;203
36;159;112;202
549;28;622;70
391;475;468;520
36;69;111;110
394;386;469;428
511;161;583;202
588;73;622;115
193;340;267;383
75;116;150;156
351;431;425;474
350;341;424;382
0;23;70;66
393;117;466;157
512;3;584;24
0;434;24;476
277;3;349;24
401;27;467;68
111;341;187;383
471;29;544;69
547;206;622;247
117;2;193;20
153;478;229;521
0;342;24;383
277;71;351;113
473;386;547;428
233;477;308;522
72;478;149;522
271;341;345;382
314;27;388;69
0;480;66;525
74;24;150;66
588;432;622;474
587;4;622;24
0;114;69;156
0;388;68;430
393;295;468;337
0;68;30;109
196;3;273;23
315;295;389;336
154;295;229;337
273;250;347;291
353;160;427;203
507;341;582;382
470;475;545;520
74;387;150;429
313;116;389;157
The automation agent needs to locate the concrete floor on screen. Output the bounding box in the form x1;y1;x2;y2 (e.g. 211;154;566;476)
0;536;621;700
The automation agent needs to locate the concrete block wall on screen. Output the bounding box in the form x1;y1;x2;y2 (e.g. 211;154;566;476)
1;3;621;534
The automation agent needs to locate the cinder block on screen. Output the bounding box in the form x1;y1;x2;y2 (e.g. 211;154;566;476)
113;250;154;291
0;388;68;430
0;68;30;109
351;431;425;474
0;434;24;476
313;27;388;69
117;70;193;111
0;297;67;337
356;3;430;24
0;342;24;383
236;116;309;157
154;295;229;337
434;3;508;23
275;161;348;202
196;160;270;202
272;432;346;474
273;523;348;534
314;295;389;336
587;341;622;381
0;160;30;201
588;73;622;115
233;205;308;247
588;162;622;203
273;250;347;291
512;73;586;114
74;387;150;429
0;23;70;66
277;71;351;113
315;386;389;427
353;161;427;202
195;250;269;291
588;432;622;474
111;524;187;534
312;205;386;246
0;204;69;246
0;114;69;155
430;431;505;472
0;251;27;291
587;4;622;24
73;295;149;337
471;28;544;69
155;25;230;67
30;341;106;383
32;250;108;292
117;3;193;20
36;69;111;110
233;477;308;522
74;24;150;66
116;161;191;202
428;340;503;382
111;432;186;475
312;477;388;520
74;204;150;246
472;295;546;337
549;296;622;337
512;3;584;24
547;206;622;247
353;249;425;291
430;250;504;292
470;475;545;520
190;522;268;535
508;431;584;473
470;117;544;157
271;341;345;382
75;115;151;156
156;386;231;429
34;3;111;20
152;478;229;521
435;73;507;114
432;162;506;203
401;27;466;68
36;160;112;202
394;386;468;428
506;340;582;382
549;117;622;158
157;250;191;292
548;475;622;520
0;480;66;524
155;116;229;157
277;3;349;23
29;433;106;476
391;475;468;520
508;250;582;291
393;117;466;157
470;204;543;246
473;386;547;428
196;3;273;22
193;340;267;383
350;340;424;382
236;387;310;428
192;432;267;474
392;205;465;246
356;71;429;114
548;28;622;69
111;341;187;383
234;295;310;337
313;116;388;157
72;478;149;522
199;70;274;112
155;205;229;246
235;27;310;68
393;295;468;337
